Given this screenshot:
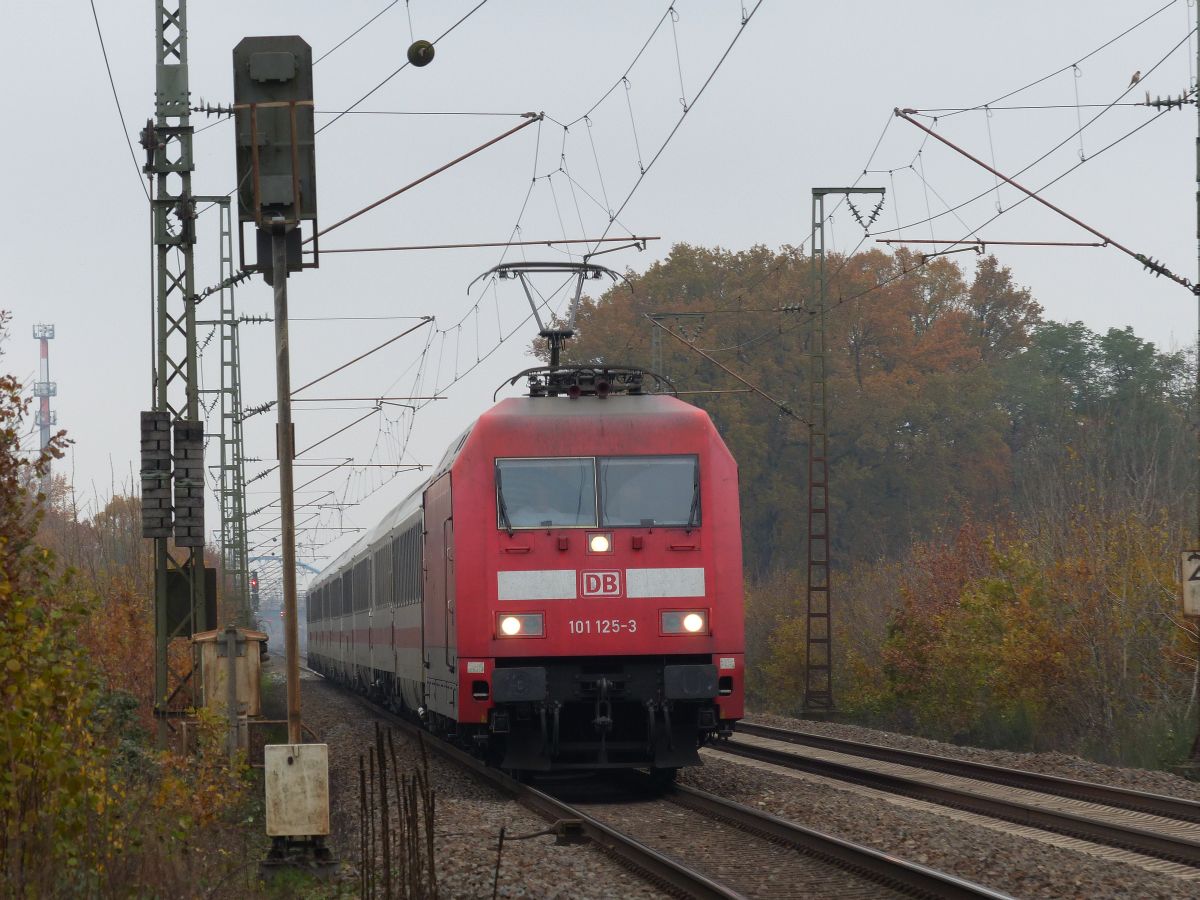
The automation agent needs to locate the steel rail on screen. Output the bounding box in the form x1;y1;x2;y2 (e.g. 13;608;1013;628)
714;734;1200;867
737;722;1200;825
668;782;1014;900
320;671;1012;898
329;684;741;899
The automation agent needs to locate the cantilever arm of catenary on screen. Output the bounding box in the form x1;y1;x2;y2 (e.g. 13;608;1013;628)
645;315;811;426
305;113;542;245
893;107;1196;294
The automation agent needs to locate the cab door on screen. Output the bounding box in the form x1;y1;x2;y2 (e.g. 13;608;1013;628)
422;474;457;718
443;517;456;671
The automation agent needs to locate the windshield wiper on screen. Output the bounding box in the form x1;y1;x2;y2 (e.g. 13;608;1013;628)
495;468;514;536
686;465;700;533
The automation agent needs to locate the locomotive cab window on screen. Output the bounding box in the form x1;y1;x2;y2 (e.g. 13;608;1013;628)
496;455;699;529
496;457;597;529
599;455;699;527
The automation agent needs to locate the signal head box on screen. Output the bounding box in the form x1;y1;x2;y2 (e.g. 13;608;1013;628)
232;36;316;227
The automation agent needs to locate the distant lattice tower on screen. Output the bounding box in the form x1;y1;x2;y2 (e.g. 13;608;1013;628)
32;324;57;497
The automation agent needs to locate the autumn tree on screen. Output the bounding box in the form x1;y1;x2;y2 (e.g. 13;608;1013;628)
0;327;107;892
555;245;1038;571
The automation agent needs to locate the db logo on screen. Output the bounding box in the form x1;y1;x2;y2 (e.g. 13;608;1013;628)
581;570;622;598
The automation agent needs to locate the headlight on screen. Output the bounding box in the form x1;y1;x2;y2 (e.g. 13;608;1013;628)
588;532;612;553
661;610;708;635
497;613;544;637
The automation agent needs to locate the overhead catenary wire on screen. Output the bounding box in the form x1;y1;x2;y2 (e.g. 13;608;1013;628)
705;85;1184;358
321;235;659;255
893;104;1195;290
902;162;981;239
913;101;1188;262
878;238;1105;248
297;408;384;459
261;318;447;551
196;5;468;136
305;115;542;244
218;1;504;564
314;0;401;65
283;2;766;563
932;0;1179;120
314;109;532;118
241;319;433;424
647;316;809;424
569;4;678;127
318;0;493;134
88;0;150;203
699;84;1191;362
494;6;719;275
875;23;1197;238
587;0;766;254
912;101;1162;113
293;318;432;395
290;315;430;322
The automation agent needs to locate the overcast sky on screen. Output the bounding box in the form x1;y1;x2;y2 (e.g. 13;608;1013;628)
2;1;1197;589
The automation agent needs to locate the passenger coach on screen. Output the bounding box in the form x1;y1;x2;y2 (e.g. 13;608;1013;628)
308;369;745;772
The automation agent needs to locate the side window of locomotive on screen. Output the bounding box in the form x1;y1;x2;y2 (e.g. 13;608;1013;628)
495;457;597;529
598;455;699;527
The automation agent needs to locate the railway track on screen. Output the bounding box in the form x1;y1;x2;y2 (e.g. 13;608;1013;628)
714;723;1200;869
573;775;1013;899
323;674;1009;898
737;722;1200;824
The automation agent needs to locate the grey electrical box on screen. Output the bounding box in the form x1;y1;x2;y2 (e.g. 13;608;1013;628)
265;744;330;837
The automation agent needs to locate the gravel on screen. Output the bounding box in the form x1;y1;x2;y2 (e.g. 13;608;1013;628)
745;711;1200;801
682;751;1200;899
277;662;1200;898
291;665;667;899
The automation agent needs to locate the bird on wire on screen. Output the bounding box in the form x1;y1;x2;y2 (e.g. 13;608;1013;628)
1129;69;1141;87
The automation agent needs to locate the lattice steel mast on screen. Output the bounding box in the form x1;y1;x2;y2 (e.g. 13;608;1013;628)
143;0;207;744
197;198;252;626
804;187;884;714
32;324;56;497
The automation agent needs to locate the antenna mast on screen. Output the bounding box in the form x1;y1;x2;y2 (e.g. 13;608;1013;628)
32;324;57;498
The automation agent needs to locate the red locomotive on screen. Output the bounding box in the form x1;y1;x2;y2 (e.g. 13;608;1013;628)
307;367;744;772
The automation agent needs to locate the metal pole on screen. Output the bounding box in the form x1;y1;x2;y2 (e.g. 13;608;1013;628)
1192;0;1200;763
803;186;884;715
805;190;832;713
226;625;238;763
272;222;302;745
214;199;251;625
